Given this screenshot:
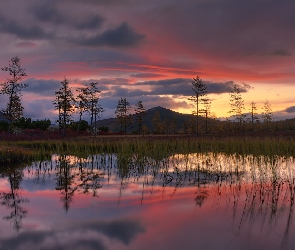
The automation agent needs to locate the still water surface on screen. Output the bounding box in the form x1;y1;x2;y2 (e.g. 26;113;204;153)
0;153;295;250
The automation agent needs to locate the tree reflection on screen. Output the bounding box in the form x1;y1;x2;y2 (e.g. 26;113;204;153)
19;151;295;247
0;165;28;232
55;155;77;212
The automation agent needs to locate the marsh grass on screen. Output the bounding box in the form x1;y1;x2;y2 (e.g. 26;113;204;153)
1;135;295;164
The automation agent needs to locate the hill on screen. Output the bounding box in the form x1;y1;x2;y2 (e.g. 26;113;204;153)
94;106;219;133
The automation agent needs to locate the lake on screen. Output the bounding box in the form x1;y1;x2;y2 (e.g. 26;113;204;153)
0;152;294;250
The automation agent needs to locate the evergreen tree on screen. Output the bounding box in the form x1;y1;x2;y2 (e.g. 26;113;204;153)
115;98;132;133
250;102;259;131
135;100;146;134
76;82;103;134
189;76;207;135
262;100;273;130
228;84;245;131
53;78;75;137
1;56;27;123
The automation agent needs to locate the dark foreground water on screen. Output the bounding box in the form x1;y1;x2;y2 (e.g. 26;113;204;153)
0;153;295;250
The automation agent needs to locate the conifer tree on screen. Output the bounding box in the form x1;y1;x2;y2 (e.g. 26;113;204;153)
115;98;132;133
53;78;75;137
1;56;27;123
189;76;207;135
135;100;146;134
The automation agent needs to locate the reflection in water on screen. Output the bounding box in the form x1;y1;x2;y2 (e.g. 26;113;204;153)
0;166;28;232
1;152;295;249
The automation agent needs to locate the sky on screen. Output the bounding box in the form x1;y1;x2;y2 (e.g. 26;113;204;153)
0;0;294;122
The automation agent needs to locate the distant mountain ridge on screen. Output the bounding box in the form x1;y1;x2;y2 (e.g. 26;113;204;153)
94;106;213;132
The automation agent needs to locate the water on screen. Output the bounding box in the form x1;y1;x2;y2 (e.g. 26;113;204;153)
0;153;295;250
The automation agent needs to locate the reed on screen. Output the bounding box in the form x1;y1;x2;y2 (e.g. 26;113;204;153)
1;135;295;164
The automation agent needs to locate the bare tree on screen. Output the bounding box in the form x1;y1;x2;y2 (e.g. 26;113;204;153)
1;56;27;123
189;76;207;135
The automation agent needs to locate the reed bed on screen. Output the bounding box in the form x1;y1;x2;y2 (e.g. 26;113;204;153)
1;135;295;164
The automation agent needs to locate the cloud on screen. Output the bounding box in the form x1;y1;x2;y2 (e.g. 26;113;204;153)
135;78;251;96
31;2;64;24
31;2;105;30
0;18;52;39
15;41;38;48
0;219;145;250
130;73;164;78
75;22;145;47
268;49;292;57
23;79;61;96
109;86;150;97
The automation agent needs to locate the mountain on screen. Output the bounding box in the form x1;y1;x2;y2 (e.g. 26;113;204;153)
94;106;218;133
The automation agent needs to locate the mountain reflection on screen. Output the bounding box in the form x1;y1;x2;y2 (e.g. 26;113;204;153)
1;152;295;248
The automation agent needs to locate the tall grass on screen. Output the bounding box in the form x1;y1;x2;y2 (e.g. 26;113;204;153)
1;135;295;164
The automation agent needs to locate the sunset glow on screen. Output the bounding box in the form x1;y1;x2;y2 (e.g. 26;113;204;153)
0;0;294;121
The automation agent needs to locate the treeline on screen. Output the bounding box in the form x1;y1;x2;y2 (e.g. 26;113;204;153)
0;56;289;136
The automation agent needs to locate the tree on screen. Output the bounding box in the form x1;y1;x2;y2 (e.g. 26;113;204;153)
1;56;27;123
189;76;207;135
228;84;245;131
134;101;146;134
0;166;28;231
262;100;273;130
199;97;211;133
115;98;132;133
250;102;259;131
75;86;88;132
53;78;75;137
85;82;103;134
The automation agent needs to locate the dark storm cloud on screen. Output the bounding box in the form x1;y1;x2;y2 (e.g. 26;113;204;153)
135;78;251;96
0;16;52;39
0;219;145;250
23;79;61;95
109;86;150;97
75;22;145;47
31;2;105;30
285;106;295;113
146;0;295;59
31;2;63;23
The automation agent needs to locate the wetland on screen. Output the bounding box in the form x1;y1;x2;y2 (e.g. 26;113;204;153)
1;135;295;250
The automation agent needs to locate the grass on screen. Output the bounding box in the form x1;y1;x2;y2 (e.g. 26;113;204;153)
1;134;295;164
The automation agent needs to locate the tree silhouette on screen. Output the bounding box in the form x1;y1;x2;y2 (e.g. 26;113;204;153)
115;98;132;133
189;76;207;135
0;166;28;232
228;84;245;131
262;100;273;130
53;78;75;137
55;155;77;212
135;101;146;134
1;56;27;124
